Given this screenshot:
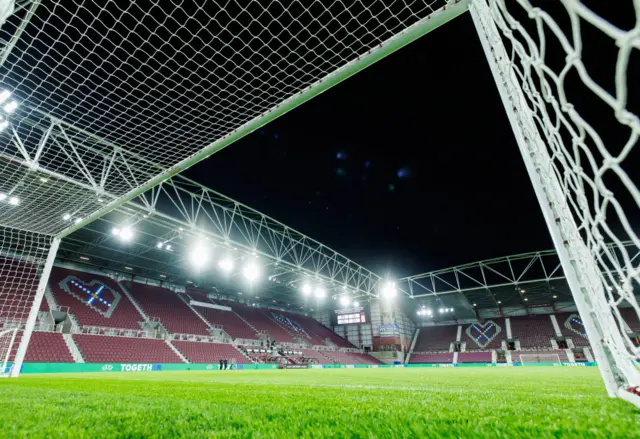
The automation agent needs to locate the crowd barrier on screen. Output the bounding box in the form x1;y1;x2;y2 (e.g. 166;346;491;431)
6;361;598;374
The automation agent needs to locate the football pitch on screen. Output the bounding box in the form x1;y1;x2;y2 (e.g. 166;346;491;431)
0;367;638;438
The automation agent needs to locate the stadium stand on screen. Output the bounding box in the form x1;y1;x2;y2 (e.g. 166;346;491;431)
457;351;492;363
124;283;210;335
48;268;144;330
25;331;75;363
301;349;329;363
172;341;252;364
413;326;457;351
231;303;297;343
0;257;39;322
197;307;258;340
509;315;556;348
318;350;381;365
555;312;590;347
6;331;74;363
409;352;454;364
73;334;184;363
462;319;504;350
288;312;355;348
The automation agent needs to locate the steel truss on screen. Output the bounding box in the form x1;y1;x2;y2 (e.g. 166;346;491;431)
57;174;384;300
398;242;639;315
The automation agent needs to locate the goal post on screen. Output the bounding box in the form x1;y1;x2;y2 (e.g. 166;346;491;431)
519;353;562;366
469;0;640;405
0;327;18;377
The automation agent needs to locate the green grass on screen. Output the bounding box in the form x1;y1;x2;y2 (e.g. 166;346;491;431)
0;368;638;438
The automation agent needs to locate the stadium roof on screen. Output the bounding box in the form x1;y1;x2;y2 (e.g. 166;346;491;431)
57;169;640;320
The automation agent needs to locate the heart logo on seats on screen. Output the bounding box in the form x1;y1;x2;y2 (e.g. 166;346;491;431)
59;275;120;318
465;320;501;349
564;314;588;339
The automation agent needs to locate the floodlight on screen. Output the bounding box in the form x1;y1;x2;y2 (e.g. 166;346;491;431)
426;309;432;316
439;308;444;313
156;241;164;249
112;227;120;236
353;301;360;307
8;196;19;206
165;244;172;251
74;218;82;224
553;295;557;299
0;90;10;104
39;177;48;183
497;300;502;304
243;262;260;282
314;286;326;299
0;193;6;201
301;283;312;296
381;280;397;298
63;213;71;221
118;227;133;242
524;298;529;302
339;296;350;307
219;257;234;273
3;100;18;114
188;245;210;268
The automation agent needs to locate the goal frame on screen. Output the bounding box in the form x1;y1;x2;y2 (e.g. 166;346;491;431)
0;327;18;377
519;353;562;366
469;0;639;400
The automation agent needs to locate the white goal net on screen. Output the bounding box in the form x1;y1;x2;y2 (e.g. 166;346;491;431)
0;0;636;409
519;353;562;366
469;0;640;402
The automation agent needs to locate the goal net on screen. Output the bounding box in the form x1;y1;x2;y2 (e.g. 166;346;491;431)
519;353;562;366
469;0;640;402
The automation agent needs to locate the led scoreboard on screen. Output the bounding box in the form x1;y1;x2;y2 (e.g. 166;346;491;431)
335;306;367;325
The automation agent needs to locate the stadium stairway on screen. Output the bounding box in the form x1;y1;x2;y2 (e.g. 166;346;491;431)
175;293;220;337
165;340;190;363
63;333;85;362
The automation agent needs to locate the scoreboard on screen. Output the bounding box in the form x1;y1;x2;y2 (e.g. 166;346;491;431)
335;306;367;325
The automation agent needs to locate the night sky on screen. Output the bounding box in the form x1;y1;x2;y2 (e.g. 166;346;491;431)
185;12;562;278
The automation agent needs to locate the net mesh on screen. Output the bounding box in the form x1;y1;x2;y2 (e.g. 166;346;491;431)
518;353;562;365
0;0;451;235
476;0;640;385
0;227;51;373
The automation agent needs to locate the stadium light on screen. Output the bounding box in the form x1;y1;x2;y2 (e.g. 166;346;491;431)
0;193;6;201
381;280;397;299
156;241;164;249
243;262;260;282
439;308;444;313
301;283;312;296
165;244;172;251
74;218;82;224
339;296;350;307
314;286;326;299
218;257;234;273
62;213;71;221
3;100;17;114
188;245;210;269
353;301;359;307
0;119;8;132
0;90;10;104
8;196;19;206
112;226;133;242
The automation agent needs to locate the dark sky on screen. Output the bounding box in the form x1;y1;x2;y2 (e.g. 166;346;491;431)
185;12;553;277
